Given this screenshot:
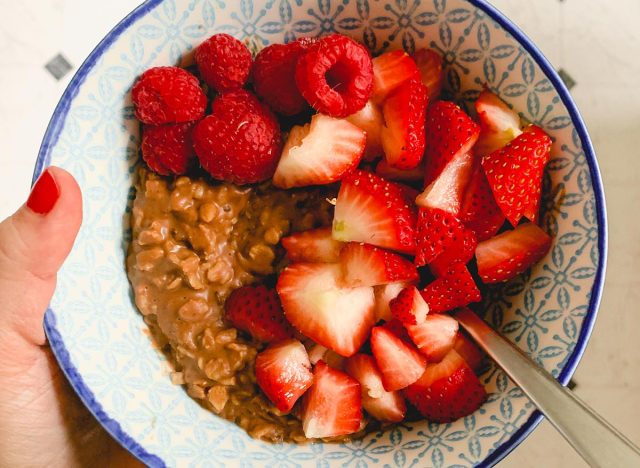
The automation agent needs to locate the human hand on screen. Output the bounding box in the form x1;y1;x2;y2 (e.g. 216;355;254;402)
0;167;141;467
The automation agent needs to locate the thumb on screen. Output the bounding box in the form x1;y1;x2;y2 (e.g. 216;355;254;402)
0;167;82;350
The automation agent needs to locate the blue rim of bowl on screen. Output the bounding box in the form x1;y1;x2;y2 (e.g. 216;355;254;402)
34;0;607;466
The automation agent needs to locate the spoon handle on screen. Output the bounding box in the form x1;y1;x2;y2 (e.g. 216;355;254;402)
455;308;640;468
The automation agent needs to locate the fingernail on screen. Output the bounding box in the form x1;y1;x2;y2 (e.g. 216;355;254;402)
27;169;60;214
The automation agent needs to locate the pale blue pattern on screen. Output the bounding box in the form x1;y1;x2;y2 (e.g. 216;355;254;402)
40;0;604;466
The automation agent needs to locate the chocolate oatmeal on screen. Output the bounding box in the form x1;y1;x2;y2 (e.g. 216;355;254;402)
127;167;335;442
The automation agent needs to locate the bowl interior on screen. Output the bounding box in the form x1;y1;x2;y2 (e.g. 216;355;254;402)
40;0;604;466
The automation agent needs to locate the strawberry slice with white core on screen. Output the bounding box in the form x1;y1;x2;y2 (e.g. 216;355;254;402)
474;89;523;157
340;242;419;288
371;50;420;103
406;314;459;362
424;101;480;186
414;207;466;266
376;159;424;182
332;170;417;254
255;339;313;413
370;326;427;391
459;163;505;242
412;48;443;101
346;99;384;161
476;222;552;283
381;77;428;169
277;262;375;356
453;329;484;372
373;281;414;322
281;227;343;263
421;263;481;313
307;343;346;370
273;113;365;188
302;361;362;438
404;349;486;422
389;286;429;325
416;150;475;215
345;354;406;422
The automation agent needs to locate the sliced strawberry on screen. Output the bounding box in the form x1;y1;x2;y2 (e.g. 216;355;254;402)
414;207;466;266
373;281;414;322
332;170;417;254
376;159;424;182
371;50;420;103
412;48;443;101
482;125;552;226
381;77;428;170
346;99;384;161
345;354;406;422
255;339;313;413
406;314;459;362
429;228;477;277
277;262;375;356
370;326;427;391
302;361;362;438
459;162;505;241
381;318;412;343
474;89;522;157
404;349;486;422
281;227;343;263
421;264;481;313
424;101;480;186
416;150;474;215
389;286;429;325
340;243;419;288
273;113;365;189
225;285;294;343
307;343;346;370
453;329;484;372
476;222;552;283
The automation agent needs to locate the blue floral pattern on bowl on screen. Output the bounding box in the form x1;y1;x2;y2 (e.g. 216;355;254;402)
37;0;606;466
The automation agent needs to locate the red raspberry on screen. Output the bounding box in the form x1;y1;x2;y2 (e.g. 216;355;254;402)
141;123;195;176
195;33;252;93
295;34;373;118
132;67;206;125
193;90;282;184
253;39;311;115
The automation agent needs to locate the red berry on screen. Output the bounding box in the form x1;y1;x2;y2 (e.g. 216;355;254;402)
195;33;252;93
295;34;373;118
253;40;310;115
141;123;195;176
132;67;206;125
193;90;282;185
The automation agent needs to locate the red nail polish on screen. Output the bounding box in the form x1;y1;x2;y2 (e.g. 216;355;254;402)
27;169;60;214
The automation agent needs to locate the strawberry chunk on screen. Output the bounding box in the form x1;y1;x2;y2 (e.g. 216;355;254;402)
302;361;362;438
370;326;427;391
281;227;343;263
332;170;417;254
340;243;419;288
371;50;420;103
389;286;429;325
421;264;481;313
346;100;384;161
345;354;406;422
476;222;552;283
255;339;313;413
273;113;365;188
412;48;443;101
404;349;486;423
406;314;459;362
429;228;477;277
424;101;479;186
373;281;414;322
381;77;428;169
414;207;466;266
416;150;474;215
380;318;412;343
376;159;424;182
459;163;505;241
225;285;294;343
277;263;375;356
474;89;522;157
453;329;484;372
482;125;552;226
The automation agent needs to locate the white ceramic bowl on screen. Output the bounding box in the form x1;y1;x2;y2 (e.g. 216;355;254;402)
37;0;606;466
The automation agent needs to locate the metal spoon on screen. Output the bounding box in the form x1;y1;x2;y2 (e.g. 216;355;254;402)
455;308;640;468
